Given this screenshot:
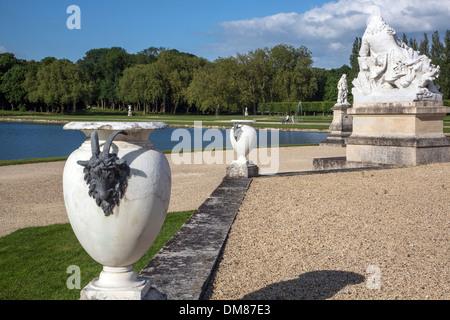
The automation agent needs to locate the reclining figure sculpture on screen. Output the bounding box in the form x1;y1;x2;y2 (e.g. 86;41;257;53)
352;15;442;103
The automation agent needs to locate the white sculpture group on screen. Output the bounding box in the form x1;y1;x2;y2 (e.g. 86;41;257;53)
346;14;450;166
352;15;442;103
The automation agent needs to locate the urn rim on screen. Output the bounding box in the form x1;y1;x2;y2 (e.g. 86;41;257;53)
63;121;169;131
231;120;256;124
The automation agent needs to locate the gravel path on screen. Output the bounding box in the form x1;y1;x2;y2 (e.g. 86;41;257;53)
207;162;450;300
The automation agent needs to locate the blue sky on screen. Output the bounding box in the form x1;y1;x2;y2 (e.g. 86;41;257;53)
1;0;449;69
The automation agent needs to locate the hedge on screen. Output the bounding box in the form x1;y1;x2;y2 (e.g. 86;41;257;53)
259;99;450;114
258;101;336;115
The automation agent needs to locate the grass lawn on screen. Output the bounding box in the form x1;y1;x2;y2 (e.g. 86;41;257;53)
0;210;194;300
2;109;448;133
0;109;332;131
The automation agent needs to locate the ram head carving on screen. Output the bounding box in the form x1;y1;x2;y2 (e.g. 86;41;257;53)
77;130;130;216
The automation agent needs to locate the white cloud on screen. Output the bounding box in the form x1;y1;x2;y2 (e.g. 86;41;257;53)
204;0;450;68
0;45;9;53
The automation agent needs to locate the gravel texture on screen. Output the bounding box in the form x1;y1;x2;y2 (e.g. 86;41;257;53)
207;162;449;300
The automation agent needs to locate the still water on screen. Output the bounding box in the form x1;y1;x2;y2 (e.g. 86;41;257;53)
0;122;328;161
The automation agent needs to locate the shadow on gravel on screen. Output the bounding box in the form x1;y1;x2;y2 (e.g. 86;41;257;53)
241;270;365;300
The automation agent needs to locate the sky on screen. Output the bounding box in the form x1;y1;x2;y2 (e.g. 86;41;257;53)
0;0;449;69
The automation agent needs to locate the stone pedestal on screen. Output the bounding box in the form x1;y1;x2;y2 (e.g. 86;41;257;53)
346;101;450;165
79;266;167;300
226;162;258;178
320;103;353;147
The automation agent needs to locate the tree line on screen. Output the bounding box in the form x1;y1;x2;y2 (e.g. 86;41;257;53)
1;29;449;115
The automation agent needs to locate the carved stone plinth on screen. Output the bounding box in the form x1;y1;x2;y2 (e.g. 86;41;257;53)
346;101;450;165
226;162;259;178
320;103;353;147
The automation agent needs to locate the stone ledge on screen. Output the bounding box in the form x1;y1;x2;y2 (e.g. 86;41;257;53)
346;135;450;148
353;101;443;108
319;139;347;147
139;178;252;300
312;157;399;171
350;102;449;115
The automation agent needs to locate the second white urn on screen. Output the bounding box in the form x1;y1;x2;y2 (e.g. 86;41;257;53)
230;120;257;164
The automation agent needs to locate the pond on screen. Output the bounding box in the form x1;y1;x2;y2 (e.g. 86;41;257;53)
0;122;328;161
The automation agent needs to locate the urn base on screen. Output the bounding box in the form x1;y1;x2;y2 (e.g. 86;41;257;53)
226;162;259;178
80;266;167;300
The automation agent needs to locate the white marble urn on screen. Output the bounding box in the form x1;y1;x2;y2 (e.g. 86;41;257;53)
62;122;171;299
230;120;257;164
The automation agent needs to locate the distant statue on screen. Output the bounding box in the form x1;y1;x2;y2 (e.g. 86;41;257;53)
352;15;442;103
128;105;133;116
245;107;248;116
337;74;348;104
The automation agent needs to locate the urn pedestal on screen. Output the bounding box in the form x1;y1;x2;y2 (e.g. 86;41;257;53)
226;120;258;178
63;122;171;300
346;102;450;165
320;103;353;147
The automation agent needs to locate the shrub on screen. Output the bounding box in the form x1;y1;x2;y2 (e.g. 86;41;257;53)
258;101;335;115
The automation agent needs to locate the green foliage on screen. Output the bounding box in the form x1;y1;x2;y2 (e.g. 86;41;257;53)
0;64;28;109
348;37;361;89
23;59;91;112
187;58;241;114
187;44;317;114
439;31;450;99
258;101;335;115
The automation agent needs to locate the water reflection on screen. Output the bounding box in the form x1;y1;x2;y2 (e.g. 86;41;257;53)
0;122;328;161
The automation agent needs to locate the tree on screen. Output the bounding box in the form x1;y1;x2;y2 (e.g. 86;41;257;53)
311;67;327;101
187;62;221;113
0;53;21;80
246;48;273;105
409;37;418;51
134;46;164;64
291;45;317;102
440;30;450;99
25;59;91;112
77;47;133;108
0;64;28;109
419;33;430;56
268;44;316;102
236;52;258;114
187;58;240;114
402;33;408;45
118;64;146;110
0;53;24;109
430;31;444;64
348;37;361;89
